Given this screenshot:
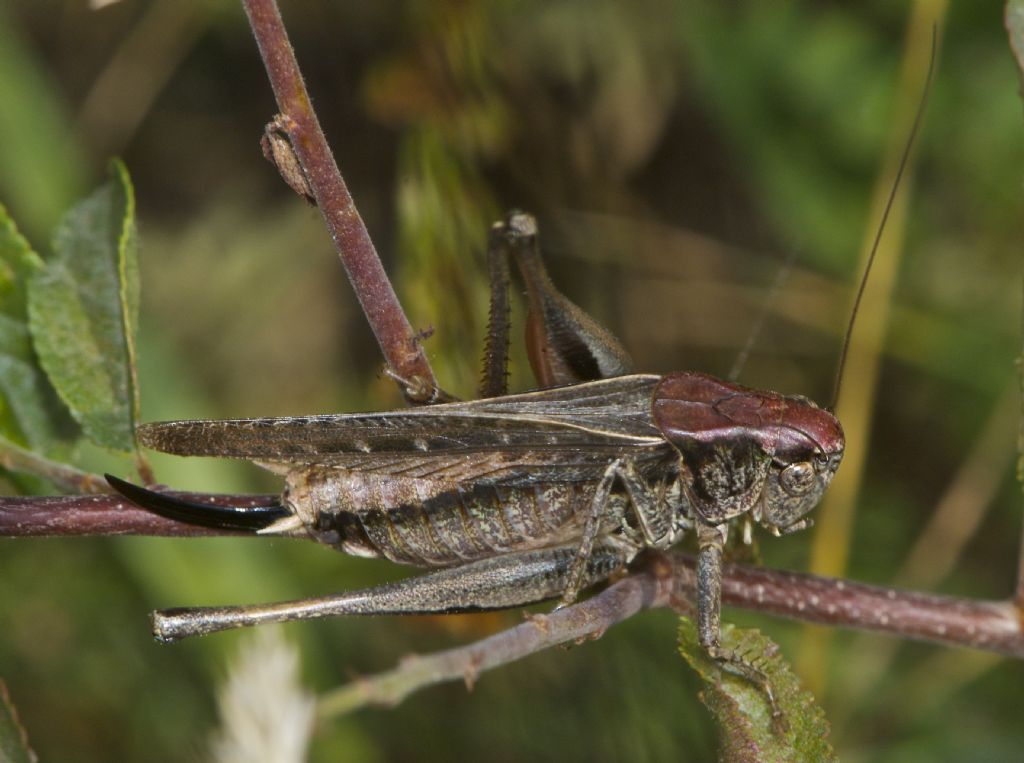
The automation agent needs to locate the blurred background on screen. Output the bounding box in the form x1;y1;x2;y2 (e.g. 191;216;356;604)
2;0;1023;760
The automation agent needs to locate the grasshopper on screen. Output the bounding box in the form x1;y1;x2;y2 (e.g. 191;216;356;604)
108;212;843;709
107;23;937;712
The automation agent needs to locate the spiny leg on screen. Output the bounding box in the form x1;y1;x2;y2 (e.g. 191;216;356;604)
558;458;630;608
151;540;633;642
481;211;634;396
695;519;780;719
504;212;633;386
480;219;514;398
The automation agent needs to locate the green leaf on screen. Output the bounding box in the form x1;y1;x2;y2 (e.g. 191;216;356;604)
0;205;72;452
0;207;43;320
0;679;37;763
27;160;141;452
678;618;836;763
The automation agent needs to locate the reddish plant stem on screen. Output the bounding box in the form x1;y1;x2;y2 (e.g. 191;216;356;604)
319;551;1024;717
5;482;1019;660
241;0;439;402
0;491;276;537
318;563;668;717
665;554;1024;659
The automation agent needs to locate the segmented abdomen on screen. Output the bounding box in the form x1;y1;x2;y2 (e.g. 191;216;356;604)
287;467;598;567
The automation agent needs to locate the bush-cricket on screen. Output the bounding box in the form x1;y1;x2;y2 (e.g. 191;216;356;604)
107;31;935;717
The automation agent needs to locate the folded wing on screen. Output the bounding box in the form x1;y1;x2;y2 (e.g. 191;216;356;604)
137;375;671;486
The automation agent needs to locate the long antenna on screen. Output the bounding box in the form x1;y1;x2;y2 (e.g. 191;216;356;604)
830;26;937;410
728;244;799;382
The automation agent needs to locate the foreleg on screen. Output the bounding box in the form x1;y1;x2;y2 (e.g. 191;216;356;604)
696;519;780;718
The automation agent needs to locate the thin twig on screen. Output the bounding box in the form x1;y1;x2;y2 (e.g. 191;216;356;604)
5;483;1022;666
314;550;1024;719
317;557;676;719
241;0;440;402
0;436;108;494
705;554;1023;658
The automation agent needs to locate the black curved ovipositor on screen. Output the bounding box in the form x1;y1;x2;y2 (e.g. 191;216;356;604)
105;473;289;532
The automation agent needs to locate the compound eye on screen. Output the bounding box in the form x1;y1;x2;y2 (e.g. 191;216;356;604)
814;453;830;468
780;461;815;496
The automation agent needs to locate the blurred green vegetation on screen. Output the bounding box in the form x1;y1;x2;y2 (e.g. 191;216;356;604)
1;0;1023;760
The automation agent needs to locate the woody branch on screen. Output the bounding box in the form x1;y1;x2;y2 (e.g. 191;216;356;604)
7;488;1019;672
317;550;1024;718
242;0;439;401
